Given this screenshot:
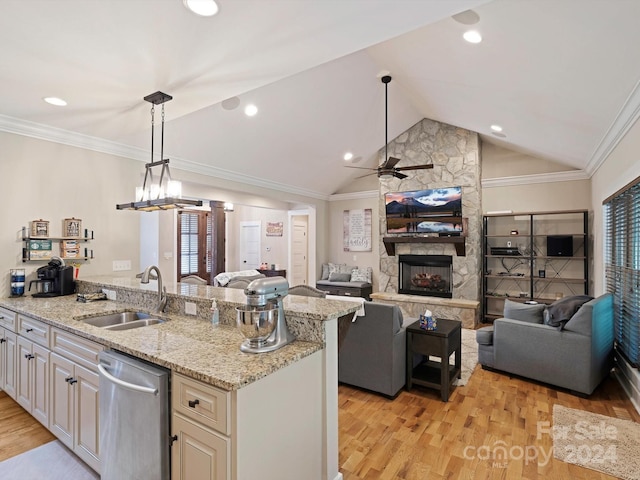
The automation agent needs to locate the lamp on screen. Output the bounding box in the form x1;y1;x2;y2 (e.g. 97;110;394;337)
116;91;203;212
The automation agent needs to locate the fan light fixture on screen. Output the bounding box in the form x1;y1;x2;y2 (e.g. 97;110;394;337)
183;0;219;17
116;91;203;212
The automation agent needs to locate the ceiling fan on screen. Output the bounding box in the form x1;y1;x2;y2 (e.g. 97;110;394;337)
346;75;433;180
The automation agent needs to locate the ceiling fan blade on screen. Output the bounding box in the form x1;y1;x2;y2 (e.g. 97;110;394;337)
344;165;378;171
393;171;408;179
356;172;377;179
394;164;434;171
381;156;401;170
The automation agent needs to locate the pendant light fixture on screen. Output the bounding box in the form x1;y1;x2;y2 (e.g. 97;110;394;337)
116;91;203;211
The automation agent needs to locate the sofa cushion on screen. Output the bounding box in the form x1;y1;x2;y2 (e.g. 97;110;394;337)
476;326;494;345
329;272;352;282
350;267;372;283
543;295;593;329
316;280;371;288
562;300;594;334
321;263;330;280
503;299;545;323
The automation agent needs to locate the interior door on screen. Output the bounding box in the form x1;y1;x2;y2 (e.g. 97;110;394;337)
290;217;308;286
239;221;260;270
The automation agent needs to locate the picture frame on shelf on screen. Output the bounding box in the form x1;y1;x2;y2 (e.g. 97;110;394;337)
30;219;49;238
63;217;82;238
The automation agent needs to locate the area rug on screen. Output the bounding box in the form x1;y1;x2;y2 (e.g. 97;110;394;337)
0;440;98;480
454;327;478;386
553;404;640;480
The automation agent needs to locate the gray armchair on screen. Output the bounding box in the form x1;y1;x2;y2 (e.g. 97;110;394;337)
477;294;614;395
338;302;410;397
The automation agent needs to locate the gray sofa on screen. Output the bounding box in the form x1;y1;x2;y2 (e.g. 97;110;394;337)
476;293;614;395
338;302;412;397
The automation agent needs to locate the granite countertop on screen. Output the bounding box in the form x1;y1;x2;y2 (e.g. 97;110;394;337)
0;294;329;391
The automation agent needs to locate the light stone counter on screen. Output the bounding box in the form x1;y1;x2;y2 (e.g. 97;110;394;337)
0;275;360;391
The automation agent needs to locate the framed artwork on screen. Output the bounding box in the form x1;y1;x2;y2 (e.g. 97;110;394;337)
63;217;82;238
266;221;283;237
30;219;50;238
343;209;372;252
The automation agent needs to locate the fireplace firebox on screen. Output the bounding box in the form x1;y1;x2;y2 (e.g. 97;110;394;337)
398;254;453;298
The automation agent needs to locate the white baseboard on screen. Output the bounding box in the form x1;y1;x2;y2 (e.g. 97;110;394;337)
614;352;640;415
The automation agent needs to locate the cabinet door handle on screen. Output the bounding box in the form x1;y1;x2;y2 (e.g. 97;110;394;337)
25;354;35;360
188;399;200;408
26;328;34;333
68;378;78;385
0;338;5;344
65;376;73;383
170;435;178;446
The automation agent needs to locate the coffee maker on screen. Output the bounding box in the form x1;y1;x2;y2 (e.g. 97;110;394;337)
29;257;75;297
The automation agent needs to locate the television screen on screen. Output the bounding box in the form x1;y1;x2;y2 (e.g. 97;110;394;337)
385;186;462;234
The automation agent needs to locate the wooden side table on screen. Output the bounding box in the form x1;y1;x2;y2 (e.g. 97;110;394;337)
260;269;286;278
406;318;461;401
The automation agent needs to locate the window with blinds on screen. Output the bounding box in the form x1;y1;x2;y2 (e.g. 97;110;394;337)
604;177;640;367
177;210;213;281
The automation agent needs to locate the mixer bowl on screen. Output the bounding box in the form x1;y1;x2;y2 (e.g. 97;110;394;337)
236;305;277;347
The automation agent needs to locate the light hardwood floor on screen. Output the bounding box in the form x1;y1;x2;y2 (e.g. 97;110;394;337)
339;366;640;479
2;368;639;479
0;391;54;462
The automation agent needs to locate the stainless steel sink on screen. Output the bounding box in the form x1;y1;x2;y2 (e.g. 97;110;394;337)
82;311;164;330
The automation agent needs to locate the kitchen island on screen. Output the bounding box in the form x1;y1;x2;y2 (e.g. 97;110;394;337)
0;275;358;480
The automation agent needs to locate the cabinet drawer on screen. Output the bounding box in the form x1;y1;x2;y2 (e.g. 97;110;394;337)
18;315;50;348
51;327;104;371
172;372;230;436
0;306;17;331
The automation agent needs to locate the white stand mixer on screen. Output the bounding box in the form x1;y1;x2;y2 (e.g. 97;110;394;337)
236;276;295;353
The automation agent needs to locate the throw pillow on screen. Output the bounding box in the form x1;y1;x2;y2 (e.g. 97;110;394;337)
327;263;345;277
321;263;330;280
337;264;356;275
503;299;545;324
543;295;594;329
350;267;372;283
328;272;351;282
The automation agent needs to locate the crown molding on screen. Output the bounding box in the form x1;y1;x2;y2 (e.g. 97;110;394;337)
481;170;589;188
586;78;640;176
0;114;330;202
329;190;378;201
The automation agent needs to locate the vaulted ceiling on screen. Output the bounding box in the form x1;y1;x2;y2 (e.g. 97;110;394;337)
2;0;640;199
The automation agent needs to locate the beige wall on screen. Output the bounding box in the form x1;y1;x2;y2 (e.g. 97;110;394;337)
327;195;379;289
0;131;141;294
591;117;640;294
482;142;579;178
482;180;591;214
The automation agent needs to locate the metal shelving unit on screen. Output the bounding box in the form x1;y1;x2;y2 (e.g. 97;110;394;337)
481;210;589;324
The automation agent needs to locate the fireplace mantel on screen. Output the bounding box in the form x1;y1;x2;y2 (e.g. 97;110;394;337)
383;235;466;256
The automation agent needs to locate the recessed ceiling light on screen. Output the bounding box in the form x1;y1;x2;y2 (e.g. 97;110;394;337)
463;30;482;44
221;96;240;110
343;152;354;161
244;104;258;117
492;132;507;138
43;97;67;106
183;0;219;16
490;125;503;132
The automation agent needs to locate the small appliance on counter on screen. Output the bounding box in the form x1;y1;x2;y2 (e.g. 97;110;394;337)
29;256;75;297
236;276;295;353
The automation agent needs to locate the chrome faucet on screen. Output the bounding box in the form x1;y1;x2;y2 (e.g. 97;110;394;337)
141;265;167;313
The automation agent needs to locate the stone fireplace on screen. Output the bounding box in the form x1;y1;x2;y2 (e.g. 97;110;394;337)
398;254;453;298
372;118;482;328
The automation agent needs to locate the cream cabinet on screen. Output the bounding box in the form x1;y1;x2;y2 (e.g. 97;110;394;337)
171;372;230;480
49;327;102;474
16;335;49;426
0;327;17;399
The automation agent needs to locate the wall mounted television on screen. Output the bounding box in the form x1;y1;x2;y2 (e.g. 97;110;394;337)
384;186;463;234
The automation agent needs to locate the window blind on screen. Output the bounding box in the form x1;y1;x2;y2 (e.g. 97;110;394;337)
604;179;640;367
180;212;199;275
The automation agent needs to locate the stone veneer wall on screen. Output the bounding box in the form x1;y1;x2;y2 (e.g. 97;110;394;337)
379;118;481;303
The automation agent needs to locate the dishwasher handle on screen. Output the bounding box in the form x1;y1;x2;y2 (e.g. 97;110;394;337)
98;363;159;396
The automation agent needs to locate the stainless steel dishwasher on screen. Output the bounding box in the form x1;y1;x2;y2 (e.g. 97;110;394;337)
98;350;170;480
